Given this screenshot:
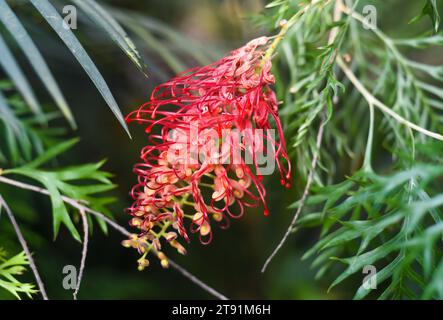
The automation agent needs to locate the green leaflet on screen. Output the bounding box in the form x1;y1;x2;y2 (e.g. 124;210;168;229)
4;139;116;241
0;249;37;299
296;166;443;299
410;0;440;34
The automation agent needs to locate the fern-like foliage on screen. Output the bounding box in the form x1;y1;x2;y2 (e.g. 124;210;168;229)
0;0;216;299
1;0;442;300
260;0;443;299
0;248;36;299
297;161;443;299
3;139;116;241
0;0;219;245
0;80;66;166
1;81;116;242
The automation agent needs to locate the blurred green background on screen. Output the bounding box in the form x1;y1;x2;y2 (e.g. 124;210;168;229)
0;0;438;299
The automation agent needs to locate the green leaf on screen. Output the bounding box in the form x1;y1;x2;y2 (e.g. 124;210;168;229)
45;176;81;242
125;22;185;74
265;0;287;9
0;89;20;134
0;90;38;164
0;250;37;299
4;140;116;241
0;0;75;128
53;160;112;183
328;236;402;292
423;258;443;299
7;168;81;241
393;34;443;48
23;138;79;169
109;8;215;66
353;255;403;300
410;0;440;33
29;0;130;137
0;35;42;118
72;0;148;77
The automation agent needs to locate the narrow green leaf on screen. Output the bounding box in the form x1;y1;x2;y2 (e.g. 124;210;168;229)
53;160;112;183
0;250;37;299
127;23;185;74
95;215;108;234
113;10;215;65
23;138;79;169
410;0;440;33
423;258;443;299
30;0;130;137
265;0;287;9
0;0;75;128
353;255;403;300
0;34;42;117
44;180;81;242
6;168;81;241
0;89;20;134
328;236;402;291
0;90;34;163
72;0;148;77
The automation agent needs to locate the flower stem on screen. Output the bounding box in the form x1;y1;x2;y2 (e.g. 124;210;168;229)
262;0;326;65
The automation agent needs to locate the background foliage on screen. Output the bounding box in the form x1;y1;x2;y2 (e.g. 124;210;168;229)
0;0;442;299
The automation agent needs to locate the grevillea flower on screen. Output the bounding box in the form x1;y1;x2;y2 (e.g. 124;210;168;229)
123;37;291;270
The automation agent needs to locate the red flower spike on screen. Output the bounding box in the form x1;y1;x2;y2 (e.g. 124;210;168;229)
123;37;291;268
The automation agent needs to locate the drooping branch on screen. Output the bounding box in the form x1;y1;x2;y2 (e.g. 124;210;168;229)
0;175;229;300
0;195;48;300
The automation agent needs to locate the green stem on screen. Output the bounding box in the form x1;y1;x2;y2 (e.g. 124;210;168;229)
363;103;374;172
261;0;325;66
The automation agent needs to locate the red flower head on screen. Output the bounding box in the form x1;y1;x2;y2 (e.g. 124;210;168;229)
123;37;291;269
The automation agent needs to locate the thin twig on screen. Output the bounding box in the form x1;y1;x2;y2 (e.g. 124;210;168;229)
81;205;229;300
261;0;342;273
0;175;229;300
337;56;443;141
336;2;443;141
168;259;228;300
262;0;325;64
0;195;49;300
0;176;129;235
73;209;88;300
261;116;326;273
328;0;343;45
